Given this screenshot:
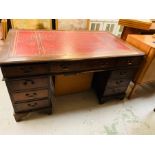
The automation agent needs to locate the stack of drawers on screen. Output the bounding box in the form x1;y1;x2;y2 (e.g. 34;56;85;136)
93;68;136;103
1;63;52;121
93;56;142;103
103;69;136;98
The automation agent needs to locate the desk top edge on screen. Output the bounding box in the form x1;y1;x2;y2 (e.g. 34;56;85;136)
0;30;144;65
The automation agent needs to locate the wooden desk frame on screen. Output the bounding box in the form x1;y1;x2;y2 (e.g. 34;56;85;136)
0;30;144;122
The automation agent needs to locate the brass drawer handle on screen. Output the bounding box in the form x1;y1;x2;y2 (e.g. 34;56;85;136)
116;80;123;84
27;102;38;107
60;64;69;70
101;63;108;67
20;66;33;74
99;62;109;67
120;71;127;75
25;92;37;98
127;60;132;65
23;79;35;85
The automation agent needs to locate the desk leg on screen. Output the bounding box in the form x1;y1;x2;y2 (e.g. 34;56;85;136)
14;107;53;122
14;112;28;122
98;93;126;104
39;107;53;115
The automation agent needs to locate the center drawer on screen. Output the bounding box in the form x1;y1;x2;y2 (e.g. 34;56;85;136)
50;59;116;73
7;76;49;91
12;89;49;102
14;99;50;112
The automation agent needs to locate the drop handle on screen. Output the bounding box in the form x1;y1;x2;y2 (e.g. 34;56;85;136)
127;60;132;65
116;80;123;84
101;62;108;67
20;67;33;74
120;71;127;75
60;64;69;70
23;79;34;85
27;102;38;107
25;92;37;97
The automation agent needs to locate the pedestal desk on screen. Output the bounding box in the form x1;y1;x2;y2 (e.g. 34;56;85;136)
0;30;144;121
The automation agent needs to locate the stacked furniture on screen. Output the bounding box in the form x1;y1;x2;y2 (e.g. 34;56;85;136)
126;34;155;98
119;19;155;40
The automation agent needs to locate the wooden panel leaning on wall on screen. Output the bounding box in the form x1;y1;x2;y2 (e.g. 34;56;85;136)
126;34;155;98
118;19;155;40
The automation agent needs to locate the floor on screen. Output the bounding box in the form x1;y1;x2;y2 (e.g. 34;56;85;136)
0;69;155;135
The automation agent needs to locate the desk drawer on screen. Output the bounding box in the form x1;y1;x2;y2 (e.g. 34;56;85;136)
50;59;116;73
117;57;142;67
2;63;49;78
7;76;49;91
12;89;49;102
14;99;50;112
106;79;130;88
109;69;136;80
104;87;127;96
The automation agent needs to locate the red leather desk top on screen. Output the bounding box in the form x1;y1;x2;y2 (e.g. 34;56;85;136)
0;30;144;64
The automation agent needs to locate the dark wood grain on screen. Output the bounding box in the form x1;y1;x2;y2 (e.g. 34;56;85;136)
14;99;50;113
12;89;49;103
1;63;49;78
6;76;49;91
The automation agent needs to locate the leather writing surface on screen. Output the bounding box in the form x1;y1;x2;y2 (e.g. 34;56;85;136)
0;30;144;64
13;31;40;56
12;31;130;57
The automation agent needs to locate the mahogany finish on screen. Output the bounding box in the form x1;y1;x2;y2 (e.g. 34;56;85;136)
0;30;144;122
7;76;49;91
14;99;50;113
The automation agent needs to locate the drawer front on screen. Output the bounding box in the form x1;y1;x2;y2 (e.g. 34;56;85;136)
117;57;142;67
109;69;136;80
2;63;49;78
104;87;127;96
50;59;116;73
7;76;49;91
12;89;49;102
106;79;130;88
14;99;50;112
